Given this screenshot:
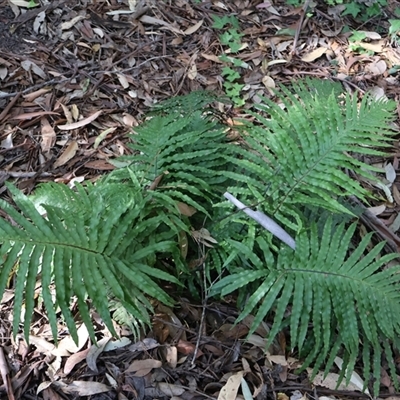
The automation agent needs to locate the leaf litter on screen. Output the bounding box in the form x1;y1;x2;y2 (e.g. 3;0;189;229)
0;0;400;398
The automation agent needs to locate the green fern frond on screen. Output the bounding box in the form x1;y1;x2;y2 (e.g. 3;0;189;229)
211;218;400;393
149;90;227;115
109;109;235;216
0;182;181;343
225;80;397;232
109;297;148;339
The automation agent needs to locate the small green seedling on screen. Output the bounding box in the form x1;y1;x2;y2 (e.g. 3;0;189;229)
348;31;374;55
389;19;400;44
212;15;246;107
27;0;38;8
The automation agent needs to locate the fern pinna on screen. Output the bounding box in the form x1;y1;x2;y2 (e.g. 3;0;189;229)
0;81;398;395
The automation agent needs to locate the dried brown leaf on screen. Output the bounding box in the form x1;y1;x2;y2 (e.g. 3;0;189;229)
365;59;387;75
84;160;115;170
157;382;185;397
23;88;52;102
164;345;178;369
359;41;384;53
139;15;183;34
301;47;327;62
57;380;111;395
60;15;86;30
184;20;203;35
86;337;110;373
201;53;223;63
21;60;46;79
12;111;59;120
40;118;56;153
53;141;79;168
218;371;245;400
176;202;196;216
57;110;102;130
64;349;90;375
125;359;162;376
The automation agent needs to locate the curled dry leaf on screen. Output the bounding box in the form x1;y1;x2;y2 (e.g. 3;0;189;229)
184;19;203;35
86;337;111;373
0;66;7;80
365;60;387;75
57;110;102;130
94;127;116;149
367;204;386;216
218;371;245;400
57;380;111;395
125;359;162;376
23;87;52;102
187;63;197;80
60;15;86;30
40;118;56;153
301;47;327;62
64;348;90;375
53;141;79;168
163;345;178;369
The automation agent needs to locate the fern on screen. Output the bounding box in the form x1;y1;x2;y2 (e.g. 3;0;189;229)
0;179;182;343
108;109;235;216
0;82;398;395
210;218;400;394
223;80;396;232
149;89;228;115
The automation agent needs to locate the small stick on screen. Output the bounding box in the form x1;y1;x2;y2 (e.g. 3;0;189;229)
291;0;312;56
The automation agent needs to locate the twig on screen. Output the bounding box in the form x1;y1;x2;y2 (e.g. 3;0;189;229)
349;196;400;255
0;93;20;122
291;0;312;55
191;243;208;367
0;171;54;178
0;78;71;99
0;346;15;400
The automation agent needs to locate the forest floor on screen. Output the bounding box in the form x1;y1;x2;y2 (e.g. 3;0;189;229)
1;0;400;399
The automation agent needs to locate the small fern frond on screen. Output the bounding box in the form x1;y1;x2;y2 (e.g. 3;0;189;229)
149;90;226;115
211;217;400;392
109;297;148;339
